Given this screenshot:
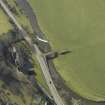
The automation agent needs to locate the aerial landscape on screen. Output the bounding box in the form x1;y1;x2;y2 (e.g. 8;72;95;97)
0;0;105;105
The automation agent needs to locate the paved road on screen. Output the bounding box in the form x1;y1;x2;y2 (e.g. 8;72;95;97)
0;1;65;105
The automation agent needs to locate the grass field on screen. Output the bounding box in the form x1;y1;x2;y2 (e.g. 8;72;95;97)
0;9;12;35
29;0;105;101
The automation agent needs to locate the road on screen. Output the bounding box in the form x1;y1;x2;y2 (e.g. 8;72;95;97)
0;0;65;105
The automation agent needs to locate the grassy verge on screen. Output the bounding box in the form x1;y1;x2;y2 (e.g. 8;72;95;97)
0;9;12;35
6;0;33;34
32;54;50;93
29;0;105;101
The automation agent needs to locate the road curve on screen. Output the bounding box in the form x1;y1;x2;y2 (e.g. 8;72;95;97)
0;0;65;105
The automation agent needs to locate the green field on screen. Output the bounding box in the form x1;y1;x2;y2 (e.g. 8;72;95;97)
0;9;12;35
29;0;105;101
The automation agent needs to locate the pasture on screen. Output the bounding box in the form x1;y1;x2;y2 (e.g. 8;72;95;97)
29;0;105;101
